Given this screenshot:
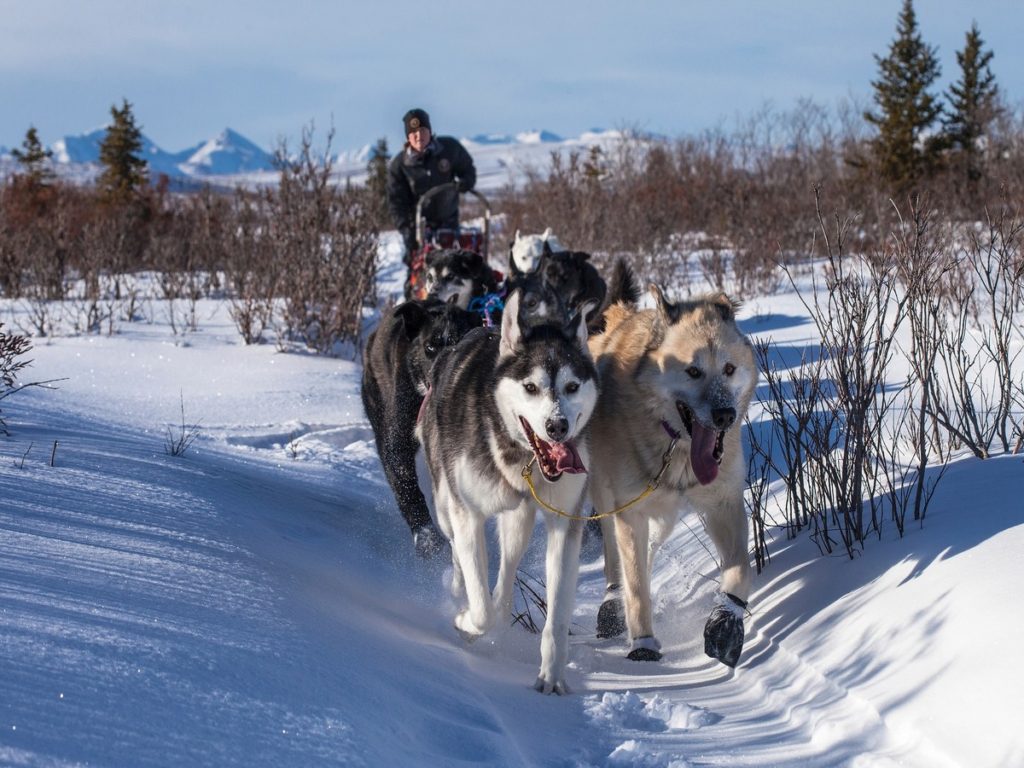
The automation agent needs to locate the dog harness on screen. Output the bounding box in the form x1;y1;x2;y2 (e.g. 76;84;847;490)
467;291;505;327
521;420;681;520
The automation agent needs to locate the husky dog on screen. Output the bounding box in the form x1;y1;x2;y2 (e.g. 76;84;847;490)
508;246;607;334
361;298;480;557
588;284;757;667
510;227;564;274
423;249;499;310
417;291;598;693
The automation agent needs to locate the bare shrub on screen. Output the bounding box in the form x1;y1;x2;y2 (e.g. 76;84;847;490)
0;322;32;434
224;192;279;345
165;392;201;457
892;201;957;525
268;125;379;356
749;190;934;560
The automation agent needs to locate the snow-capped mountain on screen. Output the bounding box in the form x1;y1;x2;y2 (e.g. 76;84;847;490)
468;130;563;145
177;129;275;176
52;128;198;178
1;125;629;192
47;127;274;180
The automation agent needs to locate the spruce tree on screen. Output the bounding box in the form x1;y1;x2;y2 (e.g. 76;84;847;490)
11;126;55;185
366;137;390;227
97;99;148;203
945;21;1000;184
864;0;944;193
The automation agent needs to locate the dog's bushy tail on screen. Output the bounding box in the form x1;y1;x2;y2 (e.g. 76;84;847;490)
606;258;641;307
589;258;640;335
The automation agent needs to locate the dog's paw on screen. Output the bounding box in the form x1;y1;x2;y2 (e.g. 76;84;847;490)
703;593;746;668
596;593;626;639
627;635;662;662
454;609;486;640
412;523;447;559
533;675;570;695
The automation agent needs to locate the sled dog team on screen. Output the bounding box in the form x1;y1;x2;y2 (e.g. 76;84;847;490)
361;230;757;694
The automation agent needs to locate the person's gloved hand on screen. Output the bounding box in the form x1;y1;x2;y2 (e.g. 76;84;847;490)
457;178;473;193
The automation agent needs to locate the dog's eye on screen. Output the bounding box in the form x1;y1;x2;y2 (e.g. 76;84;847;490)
686;366;702;379
524;382;539;394
565;381;579;394
425;344;437;355
724;363;736;376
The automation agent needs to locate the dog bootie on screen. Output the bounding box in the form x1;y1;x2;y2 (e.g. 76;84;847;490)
596;586;626;639
627;635;662;662
412;523;447;559
704;592;746;668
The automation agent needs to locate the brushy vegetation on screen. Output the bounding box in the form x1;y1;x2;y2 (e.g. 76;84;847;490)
2;3;1021;566
0;125;379;355
0;321;33;435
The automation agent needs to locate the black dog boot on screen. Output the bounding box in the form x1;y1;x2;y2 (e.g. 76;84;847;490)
627;635;662;662
703;592;747;668
412;523;447;559
596;585;626;639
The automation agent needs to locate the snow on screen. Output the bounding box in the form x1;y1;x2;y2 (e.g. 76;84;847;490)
177;129;275;176
1;235;1023;767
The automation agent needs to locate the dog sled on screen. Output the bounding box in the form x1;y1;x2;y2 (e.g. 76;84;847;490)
404;182;492;300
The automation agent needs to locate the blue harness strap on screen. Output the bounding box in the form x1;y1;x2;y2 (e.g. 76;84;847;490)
468;292;506;327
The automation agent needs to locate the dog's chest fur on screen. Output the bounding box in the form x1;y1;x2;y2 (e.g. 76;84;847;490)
425;330;532;500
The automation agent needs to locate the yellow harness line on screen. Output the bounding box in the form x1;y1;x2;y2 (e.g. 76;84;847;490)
520;435;679;521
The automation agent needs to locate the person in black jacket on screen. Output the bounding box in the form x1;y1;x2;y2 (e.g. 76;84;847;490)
387;108;477;264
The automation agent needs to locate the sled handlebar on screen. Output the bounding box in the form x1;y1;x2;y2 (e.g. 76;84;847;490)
415;182;491;258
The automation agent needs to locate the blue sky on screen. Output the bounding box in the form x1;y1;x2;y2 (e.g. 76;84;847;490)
3;1;1022;154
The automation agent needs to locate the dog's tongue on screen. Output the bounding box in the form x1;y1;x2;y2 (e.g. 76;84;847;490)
548;440;586;474
690;422;719;485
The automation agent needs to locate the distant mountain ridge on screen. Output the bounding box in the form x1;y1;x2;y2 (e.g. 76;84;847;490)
49;127;276;178
0;125;626;191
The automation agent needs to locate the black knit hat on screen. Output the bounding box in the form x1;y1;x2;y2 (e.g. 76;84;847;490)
403;108;431;136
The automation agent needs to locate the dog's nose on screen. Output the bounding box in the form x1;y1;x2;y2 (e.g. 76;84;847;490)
545;416;569;442
711;407;736;430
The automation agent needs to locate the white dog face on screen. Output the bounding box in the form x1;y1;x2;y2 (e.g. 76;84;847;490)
495;292;597;480
510;227;564;274
638;287;757;486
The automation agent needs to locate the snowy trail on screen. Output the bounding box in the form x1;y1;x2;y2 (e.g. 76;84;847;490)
3;288;1022;765
0;388;964;767
1;393;607;767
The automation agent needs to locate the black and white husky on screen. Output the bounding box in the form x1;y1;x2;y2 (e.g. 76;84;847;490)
416;291;598;694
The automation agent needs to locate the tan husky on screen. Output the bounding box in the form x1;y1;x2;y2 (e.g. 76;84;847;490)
588;284;757;667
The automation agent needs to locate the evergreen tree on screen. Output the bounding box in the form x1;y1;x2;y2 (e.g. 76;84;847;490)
97;99;148;203
945;21;1000;183
864;0;944;193
11;126;55;185
366;137;390;227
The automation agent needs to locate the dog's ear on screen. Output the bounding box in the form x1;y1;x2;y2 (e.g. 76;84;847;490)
569;301;596;353
542;227;552;241
458;249;484;271
499;290;524;358
394;301;430;340
648;283;679;349
707;292;740;322
650;283;674;323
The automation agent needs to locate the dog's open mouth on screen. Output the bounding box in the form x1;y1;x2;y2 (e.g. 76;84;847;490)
676;401;725;486
519;416;586;482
